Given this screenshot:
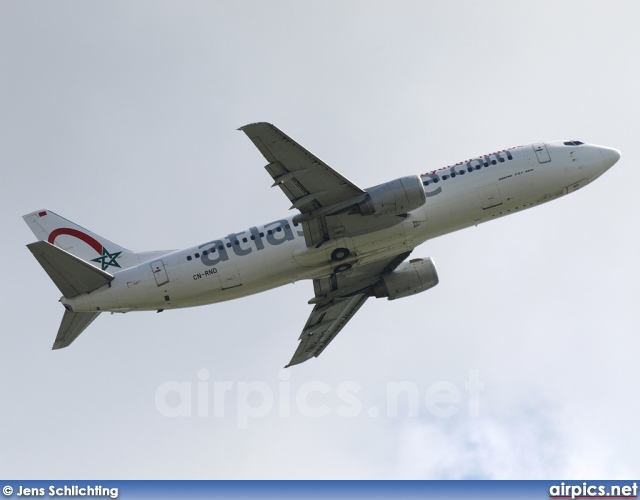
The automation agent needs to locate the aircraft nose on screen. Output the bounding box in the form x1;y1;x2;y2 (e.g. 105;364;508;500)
600;146;621;169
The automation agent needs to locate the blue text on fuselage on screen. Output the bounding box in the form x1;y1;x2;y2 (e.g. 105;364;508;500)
197;219;304;267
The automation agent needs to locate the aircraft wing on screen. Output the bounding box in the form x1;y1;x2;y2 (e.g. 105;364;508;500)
239;122;365;212
240;122;382;247
286;251;411;367
287;295;368;367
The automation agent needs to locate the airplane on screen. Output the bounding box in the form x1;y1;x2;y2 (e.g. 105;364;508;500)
23;123;620;366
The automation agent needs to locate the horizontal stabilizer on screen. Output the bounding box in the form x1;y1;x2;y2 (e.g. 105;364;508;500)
53;310;100;349
27;241;114;298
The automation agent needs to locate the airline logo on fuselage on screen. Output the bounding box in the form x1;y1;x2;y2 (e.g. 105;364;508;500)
421;149;515;197
197;219;304;267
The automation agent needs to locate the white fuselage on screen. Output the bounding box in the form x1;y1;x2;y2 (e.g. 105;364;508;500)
63;141;617;314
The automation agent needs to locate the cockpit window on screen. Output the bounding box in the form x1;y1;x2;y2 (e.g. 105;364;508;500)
563;140;584;146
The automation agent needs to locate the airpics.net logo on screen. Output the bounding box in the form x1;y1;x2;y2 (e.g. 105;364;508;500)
154;369;484;429
549;482;638;499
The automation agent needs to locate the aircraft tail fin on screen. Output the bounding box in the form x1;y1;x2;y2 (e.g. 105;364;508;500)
53;310;101;349
23;209;171;271
27;241;114;298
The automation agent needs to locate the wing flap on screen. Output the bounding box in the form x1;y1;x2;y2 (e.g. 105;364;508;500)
27;241;114;298
53;310;100;349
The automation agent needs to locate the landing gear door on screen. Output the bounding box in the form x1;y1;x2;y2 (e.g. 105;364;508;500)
151;259;169;286
532;143;551;164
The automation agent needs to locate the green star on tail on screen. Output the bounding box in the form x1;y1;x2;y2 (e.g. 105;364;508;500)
91;247;122;271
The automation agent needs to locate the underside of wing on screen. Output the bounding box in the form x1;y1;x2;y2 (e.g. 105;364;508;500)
286;294;368;367
239;122;365;214
286;252;412;367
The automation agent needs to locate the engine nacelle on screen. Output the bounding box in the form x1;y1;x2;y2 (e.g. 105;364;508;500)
371;257;439;300
356;175;426;216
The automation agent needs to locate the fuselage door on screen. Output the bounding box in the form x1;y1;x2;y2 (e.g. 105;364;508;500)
150;259;169;286
218;264;242;290
478;184;503;209
532;143;551;164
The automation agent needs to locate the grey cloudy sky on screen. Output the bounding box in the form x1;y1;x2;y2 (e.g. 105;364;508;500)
1;1;638;479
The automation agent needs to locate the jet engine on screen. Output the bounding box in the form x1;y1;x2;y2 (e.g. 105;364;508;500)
354;175;426;216
370;257;439;300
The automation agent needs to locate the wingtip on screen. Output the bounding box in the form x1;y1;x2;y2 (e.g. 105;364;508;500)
237;122;258;131
237;122;273;132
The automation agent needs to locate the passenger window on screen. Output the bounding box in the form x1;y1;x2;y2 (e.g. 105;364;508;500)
195;253;200;258
186;256;192;261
